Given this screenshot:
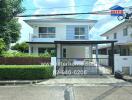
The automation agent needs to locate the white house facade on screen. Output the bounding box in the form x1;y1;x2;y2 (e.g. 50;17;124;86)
100;20;132;75
24;18;97;58
24;18;117;75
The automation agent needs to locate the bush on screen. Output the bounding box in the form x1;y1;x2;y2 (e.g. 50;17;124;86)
2;51;51;58
0;38;5;56
0;65;53;80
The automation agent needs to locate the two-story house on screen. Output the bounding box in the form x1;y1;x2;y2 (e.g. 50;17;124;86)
99;20;132;75
24;18;118;75
24;18;97;58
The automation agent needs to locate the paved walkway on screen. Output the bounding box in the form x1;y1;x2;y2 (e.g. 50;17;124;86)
36;75;131;86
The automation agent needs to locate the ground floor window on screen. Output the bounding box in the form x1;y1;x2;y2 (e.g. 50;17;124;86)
38;48;55;56
121;48;130;56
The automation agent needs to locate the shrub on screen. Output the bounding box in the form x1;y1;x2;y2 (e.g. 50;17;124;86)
0;38;5;56
2;51;51;58
0;65;53;80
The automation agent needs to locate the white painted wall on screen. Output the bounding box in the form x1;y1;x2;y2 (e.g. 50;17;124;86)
56;45;92;58
32;23;66;42
92;54;109;66
64;46;85;58
51;57;56;76
114;54;132;75
103;22;132;44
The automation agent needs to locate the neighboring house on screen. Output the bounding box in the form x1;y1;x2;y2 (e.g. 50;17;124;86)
99;20;132;75
24;18;97;58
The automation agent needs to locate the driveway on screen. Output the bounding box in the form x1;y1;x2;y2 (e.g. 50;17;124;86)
0;85;132;100
37;75;129;86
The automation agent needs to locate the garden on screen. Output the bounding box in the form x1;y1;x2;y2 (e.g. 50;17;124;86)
0;40;54;80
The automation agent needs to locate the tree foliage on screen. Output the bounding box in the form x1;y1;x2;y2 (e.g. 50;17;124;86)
0;0;25;49
0;38;5;55
11;42;29;53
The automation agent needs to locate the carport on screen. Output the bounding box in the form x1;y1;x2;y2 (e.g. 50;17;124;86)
54;40;117;75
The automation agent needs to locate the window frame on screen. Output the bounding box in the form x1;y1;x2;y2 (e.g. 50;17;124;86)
123;28;128;36
106;36;109;39
39;27;56;33
74;27;85;39
38;27;56;38
114;33;117;39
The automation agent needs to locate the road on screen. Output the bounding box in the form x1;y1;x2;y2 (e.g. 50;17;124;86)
0;85;132;100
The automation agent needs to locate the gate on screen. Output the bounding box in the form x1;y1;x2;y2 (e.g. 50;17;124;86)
56;58;111;75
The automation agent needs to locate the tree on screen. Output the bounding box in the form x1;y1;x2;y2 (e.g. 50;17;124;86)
0;38;5;55
0;0;25;49
11;42;29;53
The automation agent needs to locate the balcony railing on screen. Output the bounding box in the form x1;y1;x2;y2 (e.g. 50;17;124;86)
31;33;56;38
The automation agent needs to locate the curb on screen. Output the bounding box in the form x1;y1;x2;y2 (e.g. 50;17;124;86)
0;80;40;85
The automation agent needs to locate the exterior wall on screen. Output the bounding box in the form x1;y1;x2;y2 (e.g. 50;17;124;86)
31;23;66;42
96;54;132;75
30;22;95;42
114;54;132;75
92;54;109;66
103;22;132;43
56;45;92;58
64;46;85;58
85;46;92;58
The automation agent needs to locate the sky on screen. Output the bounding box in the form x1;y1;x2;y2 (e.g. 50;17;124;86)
18;0;132;42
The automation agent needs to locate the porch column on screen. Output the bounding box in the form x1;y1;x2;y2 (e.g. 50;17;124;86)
56;44;61;58
119;45;121;55
95;44;99;74
60;44;62;58
55;44;57;57
29;45;31;54
111;42;114;74
95;44;99;62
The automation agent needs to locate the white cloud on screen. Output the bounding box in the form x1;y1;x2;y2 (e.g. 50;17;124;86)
33;0;75;12
32;0;76;18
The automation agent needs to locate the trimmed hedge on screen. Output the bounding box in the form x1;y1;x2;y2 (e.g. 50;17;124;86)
0;65;53;80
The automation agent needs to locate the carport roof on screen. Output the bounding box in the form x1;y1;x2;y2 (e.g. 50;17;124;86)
27;40;117;44
54;40;117;44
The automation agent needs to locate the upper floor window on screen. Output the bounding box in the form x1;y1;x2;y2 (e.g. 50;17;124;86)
74;27;85;39
114;33;117;39
106;36;109;39
39;27;55;33
123;28;128;36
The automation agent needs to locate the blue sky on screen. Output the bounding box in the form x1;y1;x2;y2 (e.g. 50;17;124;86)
18;0;132;42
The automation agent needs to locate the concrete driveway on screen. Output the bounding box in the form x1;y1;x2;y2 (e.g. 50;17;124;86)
37;75;128;86
0;85;132;100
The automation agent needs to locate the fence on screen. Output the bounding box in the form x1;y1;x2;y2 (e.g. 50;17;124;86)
0;57;51;65
56;58;110;75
